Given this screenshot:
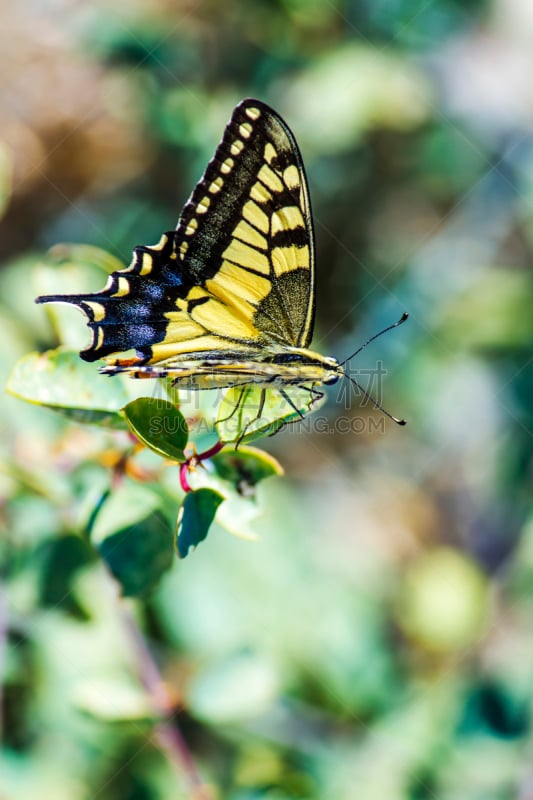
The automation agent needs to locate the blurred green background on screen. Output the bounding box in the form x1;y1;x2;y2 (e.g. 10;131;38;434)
2;0;533;798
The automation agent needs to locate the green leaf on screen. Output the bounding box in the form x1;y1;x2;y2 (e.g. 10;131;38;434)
182;446;283;541
90;484;174;597
176;488;224;558
440;268;533;350
211;446;283;497
44;242;127;275
34;245;127;351
6;348;129;427
187;650;280;724
0;140;12;221
396;547;489;652
123;398;188;462
37;534;96;620
72;678;156;723
215;385;326;444
286;44;430;153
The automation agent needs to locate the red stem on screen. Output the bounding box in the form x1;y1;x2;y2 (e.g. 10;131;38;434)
196;440;225;461
179;462;192;493
180;440;225;493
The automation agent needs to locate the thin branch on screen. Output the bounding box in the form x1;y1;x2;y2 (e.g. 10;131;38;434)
0;580;6;743
119;602;213;800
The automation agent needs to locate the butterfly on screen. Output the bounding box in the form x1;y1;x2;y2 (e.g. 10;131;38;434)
36;99;406;442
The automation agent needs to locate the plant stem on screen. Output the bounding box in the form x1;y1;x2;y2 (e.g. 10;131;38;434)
0;580;6;743
120;603;213;800
180;439;225;493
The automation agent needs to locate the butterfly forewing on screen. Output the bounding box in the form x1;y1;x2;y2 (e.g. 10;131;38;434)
36;99;316;368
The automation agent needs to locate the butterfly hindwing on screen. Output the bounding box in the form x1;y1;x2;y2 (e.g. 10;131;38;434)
36;99;315;368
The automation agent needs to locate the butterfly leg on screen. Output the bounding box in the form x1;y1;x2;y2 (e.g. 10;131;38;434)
235;388;267;449
265;387;307;439
217;385;247;425
297;383;325;412
278;388;306;420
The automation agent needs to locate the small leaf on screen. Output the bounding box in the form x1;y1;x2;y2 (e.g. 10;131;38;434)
97;511;173;597
37;534;96;620
7;348;129;427
214;495;263;541
176;488;224;558
211;446;283;497
123;398;188;462
183;446;282;541
216;385;326;444
90;484;174;597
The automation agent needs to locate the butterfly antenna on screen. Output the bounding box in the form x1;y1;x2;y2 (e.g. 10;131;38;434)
340;312;408;367
343;371;406;426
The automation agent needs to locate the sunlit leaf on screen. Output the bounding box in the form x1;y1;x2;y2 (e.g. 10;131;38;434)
284;43;430;153
215;385;326;444
176;488;224;558
34;245;127;350
183;446;283;541
183;473;261;543
210;446;283;497
123;398;188;462
7;348;129;427
47;243;126;274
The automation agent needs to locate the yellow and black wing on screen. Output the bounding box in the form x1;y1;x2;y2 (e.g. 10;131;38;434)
36;99;316;368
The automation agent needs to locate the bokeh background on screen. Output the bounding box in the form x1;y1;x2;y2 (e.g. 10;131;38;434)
2;0;533;798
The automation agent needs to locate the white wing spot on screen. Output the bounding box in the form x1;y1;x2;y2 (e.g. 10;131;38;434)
197;196;211;213
209;177;224;193
245;107;261;120
185;218;198;235
230;139;244;155
239;122;253;138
